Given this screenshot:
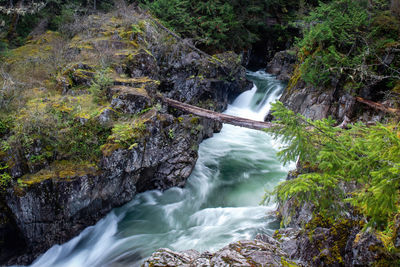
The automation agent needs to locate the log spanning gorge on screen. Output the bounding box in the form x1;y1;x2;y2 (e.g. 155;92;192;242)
26;70;291;267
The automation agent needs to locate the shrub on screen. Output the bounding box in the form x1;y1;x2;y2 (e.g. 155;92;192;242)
108;120;146;149
89;68;113;103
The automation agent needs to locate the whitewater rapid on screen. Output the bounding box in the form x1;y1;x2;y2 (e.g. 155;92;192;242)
28;70;290;267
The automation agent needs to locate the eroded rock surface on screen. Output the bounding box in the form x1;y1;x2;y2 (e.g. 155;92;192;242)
143;238;297;267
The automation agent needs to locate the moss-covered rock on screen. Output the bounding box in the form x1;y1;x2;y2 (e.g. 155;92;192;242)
57;63;96;93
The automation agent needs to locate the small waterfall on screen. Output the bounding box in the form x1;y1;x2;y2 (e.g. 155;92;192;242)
27;70;289;267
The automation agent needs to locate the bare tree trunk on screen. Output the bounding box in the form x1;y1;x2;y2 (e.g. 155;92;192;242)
356;97;400;115
163;97;277;130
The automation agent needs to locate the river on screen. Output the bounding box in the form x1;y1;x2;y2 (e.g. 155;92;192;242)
29;70;290;267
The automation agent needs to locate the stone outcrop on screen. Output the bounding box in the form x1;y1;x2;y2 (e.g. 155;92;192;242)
0;10;250;265
144;224;388;267
273;225;387;266
272;161;388;266
266;50;296;81
143;237;298;267
279;81;359;122
267;50;390;125
155;50;250;112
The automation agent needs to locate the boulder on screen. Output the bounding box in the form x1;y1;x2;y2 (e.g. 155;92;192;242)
266;50;296;81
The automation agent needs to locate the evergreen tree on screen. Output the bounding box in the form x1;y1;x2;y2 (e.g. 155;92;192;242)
265;101;400;231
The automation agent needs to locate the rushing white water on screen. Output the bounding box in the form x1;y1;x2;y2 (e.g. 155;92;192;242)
28;70;290;267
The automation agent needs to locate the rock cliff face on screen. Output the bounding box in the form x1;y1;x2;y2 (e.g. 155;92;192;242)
0;11;249;265
267;50;389;125
6;112;222;265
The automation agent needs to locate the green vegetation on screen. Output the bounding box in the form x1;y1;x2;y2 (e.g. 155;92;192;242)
3;93;112;163
294;0;400;92
0;163;10;191
265;101;400;249
107;120;146;149
0;0;114;49
139;0;311;51
89;68;113;103
0;8;161;189
18;160;98;186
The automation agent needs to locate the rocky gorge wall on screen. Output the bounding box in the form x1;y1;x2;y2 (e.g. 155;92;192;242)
266;50;391;126
144;50;398;267
0;10;250;265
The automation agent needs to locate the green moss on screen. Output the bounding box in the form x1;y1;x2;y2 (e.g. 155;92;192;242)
281;257;299;267
190;117;199;125
273;230;283;241
19;160;99;186
5;31;61;64
107;119;147;149
305;215;358;265
100;143;123;157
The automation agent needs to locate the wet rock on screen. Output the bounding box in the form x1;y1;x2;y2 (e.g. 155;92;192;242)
143;239;297;267
279;84;337;121
338;94;356;120
6;171;136;264
0;202;26;263
266;50;296;81
279;200;314;228
102;111;222;192
142;248;197;266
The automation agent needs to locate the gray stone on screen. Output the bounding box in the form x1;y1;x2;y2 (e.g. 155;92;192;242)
143;239;297;267
266;50;296;81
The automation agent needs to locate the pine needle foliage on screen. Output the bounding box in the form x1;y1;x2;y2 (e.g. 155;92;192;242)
265;101;400;230
296;0;400;90
140;0;305;51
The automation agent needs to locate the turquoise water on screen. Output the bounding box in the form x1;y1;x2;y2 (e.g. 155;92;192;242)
30;70;290;267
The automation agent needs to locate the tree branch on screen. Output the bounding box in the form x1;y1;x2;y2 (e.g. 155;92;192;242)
356;96;400;115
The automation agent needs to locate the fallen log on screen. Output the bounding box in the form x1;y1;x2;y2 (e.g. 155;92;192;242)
163;97;277;131
355;96;400;115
